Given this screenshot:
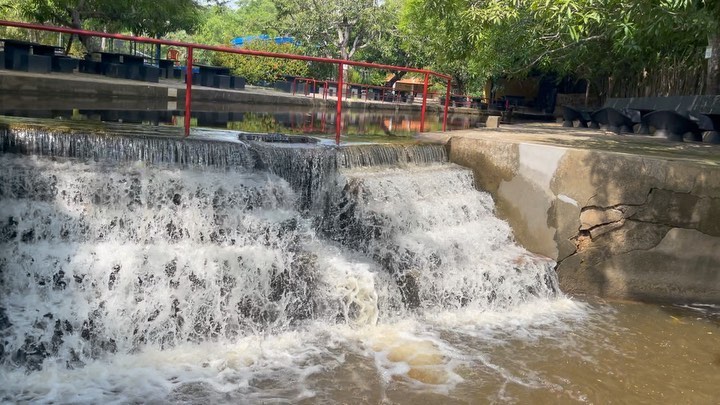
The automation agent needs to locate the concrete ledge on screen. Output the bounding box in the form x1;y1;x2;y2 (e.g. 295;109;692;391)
1;69;167;99
443;124;720;303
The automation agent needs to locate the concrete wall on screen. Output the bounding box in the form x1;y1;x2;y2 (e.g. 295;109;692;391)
448;136;720;303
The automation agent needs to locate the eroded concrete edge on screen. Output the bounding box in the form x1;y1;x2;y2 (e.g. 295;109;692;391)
448;136;720;303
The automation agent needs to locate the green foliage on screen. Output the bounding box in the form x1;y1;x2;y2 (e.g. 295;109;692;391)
1;0;200;52
234;0;279;36
226;113;286;132
214;40;309;84
402;0;719;95
366;70;388;86
346;68;363;83
193;1;279;46
307;61;335;80
4;0;718;94
167;0;280;63
399;0;480;93
124;0;199;38
6;0;200;34
275;0;380;60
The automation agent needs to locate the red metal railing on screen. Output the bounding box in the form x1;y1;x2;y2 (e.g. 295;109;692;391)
0;20;452;143
291;77;329;99
323;81;390;102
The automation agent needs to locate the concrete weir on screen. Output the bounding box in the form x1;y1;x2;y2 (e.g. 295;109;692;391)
435;124;720;303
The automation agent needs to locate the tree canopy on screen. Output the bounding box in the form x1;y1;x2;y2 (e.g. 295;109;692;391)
275;0;379;60
401;0;718;95
0;0;200;52
2;0;200;35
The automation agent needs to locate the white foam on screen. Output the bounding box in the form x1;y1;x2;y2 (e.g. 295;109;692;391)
0;154;589;403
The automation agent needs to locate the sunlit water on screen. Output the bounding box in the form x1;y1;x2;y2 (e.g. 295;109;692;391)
0;142;718;403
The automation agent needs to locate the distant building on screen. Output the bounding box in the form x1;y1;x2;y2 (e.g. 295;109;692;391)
385;74;426;94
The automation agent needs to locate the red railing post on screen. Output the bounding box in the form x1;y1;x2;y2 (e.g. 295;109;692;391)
184;46;193;137
443;78;451;132
336;62;344;145
420;72;429;133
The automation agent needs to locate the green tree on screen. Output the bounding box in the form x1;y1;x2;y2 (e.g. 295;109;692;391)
400;0;481;93
275;0;380;60
356;0;426;86
695;0;720;93
194;0;279;46
403;0;718;96
213;39;309;83
3;0;200;54
235;0;279;36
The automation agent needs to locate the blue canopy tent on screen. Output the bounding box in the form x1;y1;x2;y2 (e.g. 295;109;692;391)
230;35;298;47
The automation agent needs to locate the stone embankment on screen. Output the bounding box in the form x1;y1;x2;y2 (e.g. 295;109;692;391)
440;124;720;303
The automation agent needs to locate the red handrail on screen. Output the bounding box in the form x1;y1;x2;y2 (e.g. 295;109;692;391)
420;73;429;132
184;46;193;135
291;77;330;100
0;19;453;143
323;81;391;102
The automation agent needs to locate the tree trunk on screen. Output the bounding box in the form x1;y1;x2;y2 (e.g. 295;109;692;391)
584;79;590;107
706;32;720;95
454;76;466;95
69;8;91;53
155;37;162;64
338;23;350;60
385;71;406;88
64;34;75;55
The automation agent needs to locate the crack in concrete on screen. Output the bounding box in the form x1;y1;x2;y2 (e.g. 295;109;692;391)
558;185;718;268
558;224;667;270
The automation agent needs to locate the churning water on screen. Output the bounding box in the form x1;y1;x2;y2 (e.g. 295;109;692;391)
1;126;718;404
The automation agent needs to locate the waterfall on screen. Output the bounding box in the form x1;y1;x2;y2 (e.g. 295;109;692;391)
320;164;559;309
0;125;561;394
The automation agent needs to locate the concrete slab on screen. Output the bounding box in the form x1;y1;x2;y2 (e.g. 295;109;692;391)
419;122;720;166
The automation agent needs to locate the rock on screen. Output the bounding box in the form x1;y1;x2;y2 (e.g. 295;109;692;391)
486;115;501;128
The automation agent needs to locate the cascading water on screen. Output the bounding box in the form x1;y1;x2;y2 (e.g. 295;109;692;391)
0;125;573;403
319;164;559;310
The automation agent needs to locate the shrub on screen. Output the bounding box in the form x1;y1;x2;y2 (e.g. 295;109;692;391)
213;40;309;84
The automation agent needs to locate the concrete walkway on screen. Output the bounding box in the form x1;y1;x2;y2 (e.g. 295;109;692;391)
419;122;720;165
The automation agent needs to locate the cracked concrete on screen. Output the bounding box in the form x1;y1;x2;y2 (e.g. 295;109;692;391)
442;124;720;303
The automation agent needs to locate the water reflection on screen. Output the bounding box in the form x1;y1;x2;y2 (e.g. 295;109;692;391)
0;96;481;140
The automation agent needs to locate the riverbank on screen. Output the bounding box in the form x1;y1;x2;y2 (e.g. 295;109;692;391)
0;68;476;114
426;123;720;304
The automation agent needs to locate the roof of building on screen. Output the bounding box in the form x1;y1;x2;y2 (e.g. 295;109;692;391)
384;74;425;85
